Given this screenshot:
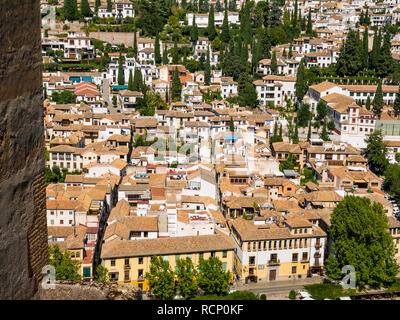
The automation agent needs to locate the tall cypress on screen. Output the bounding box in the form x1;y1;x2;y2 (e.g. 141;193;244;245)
81;0;91;17
205;49;211;85
95;0;101;13
372;80;384;119
171;67;182;101
293;0;298;27
295;58;308;102
172;40;179;64
118;52;125;85
377;31;393;78
191;15;199;43
215;0;223;12
155;33;161;65
221;7;230;43
370;29;381;71
208;5;216;41
270;51;278;75
133;29;138;58
362;27;369;70
307;119;312;142
107;0;112;12
128;70;134;91
306;9;312;35
366;95;371;110
162;46;169;64
320;119;329;141
133;68;143;92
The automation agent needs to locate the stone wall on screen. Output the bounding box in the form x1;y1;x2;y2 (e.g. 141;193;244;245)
0;0;48;299
37;280;142;300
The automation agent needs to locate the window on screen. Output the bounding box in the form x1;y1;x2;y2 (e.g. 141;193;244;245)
199;253;204;259
302;252;308;261
60;220;64;225
211;252;215;257
138;257;143;264
163;255;168;261
292;253;298;262
222;263;227;271
124;258;129;266
292;266;297;274
124;270;130;281
175;255;180;261
75;252;80;258
222;250;227;258
111;259;116;267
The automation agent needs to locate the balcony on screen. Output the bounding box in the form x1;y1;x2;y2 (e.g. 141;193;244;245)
124;264;131;270
315;243;322;249
267;259;280;265
301;258;309;263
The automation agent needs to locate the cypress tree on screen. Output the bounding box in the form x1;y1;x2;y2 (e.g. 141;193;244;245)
171;67;182;101
370;29;381;71
366;94;371;110
362;27;369;70
307;119;312;142
191;15;199;43
320;119;329;141
220;7;230;43
240;2;252;45
394;86;400;117
205;49;211;85
360;10;364;26
270;51;278;75
292;122;299;144
81;0;91;17
372;80;384;119
95;0;101;13
208;5;216;41
133;68;143;92
293;0;298;27
133;30;138;58
162;46;169;64
128;70;134;91
279;123;283;138
215;0;223;12
64;0;74;21
155;33;161;65
118;53;125;85
107;0;112;12
306;9;312;35
289;44;293;58
377;31;393;78
282;48;287;58
228;0;237;12
172;40;179;64
295;58;308;102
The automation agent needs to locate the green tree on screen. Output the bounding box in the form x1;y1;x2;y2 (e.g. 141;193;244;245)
205;49;211;85
220;7;230;43
377;31;394;78
327;120;335;132
307;119;312;142
366;94;371;110
270;51;278;75
370;29;381;72
162;46;169;64
191;15;199;43
362;27;369;70
80;0;91;17
384;164;400;199
289;289;296;300
112;95;117;107
296;103;311;127
95;0;101;13
336;29;363;77
94;265;109;283
329;196;398;289
372;80;384;119
175;258;198;299
295;58;308;101
48;244;81;280
198;257;231;296
229;116;235;132
133;29;138;58
320;119;329;141
364;129;389;176
171;67;182;101
172;39;179;64
325;254;342;281
208;5;216;41
292;122;299;144
316;100;327;121
117;52;125;85
306;9;312;35
279;153;297;171
133;68;143;92
155;33;162;65
107;0;112;12
145;255;175;300
128;69;134;91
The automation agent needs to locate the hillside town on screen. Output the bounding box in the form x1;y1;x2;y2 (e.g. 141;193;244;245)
41;0;400;299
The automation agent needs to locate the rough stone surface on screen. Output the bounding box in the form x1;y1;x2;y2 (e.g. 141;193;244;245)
37;280;143;300
0;0;48;299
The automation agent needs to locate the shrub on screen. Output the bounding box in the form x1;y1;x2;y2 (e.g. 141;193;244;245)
260;294;267;300
289;290;296;300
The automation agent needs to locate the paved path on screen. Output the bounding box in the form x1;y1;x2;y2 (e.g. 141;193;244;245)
231;276;323;296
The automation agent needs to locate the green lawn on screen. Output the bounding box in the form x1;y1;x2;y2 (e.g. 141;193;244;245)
304;283;357;300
